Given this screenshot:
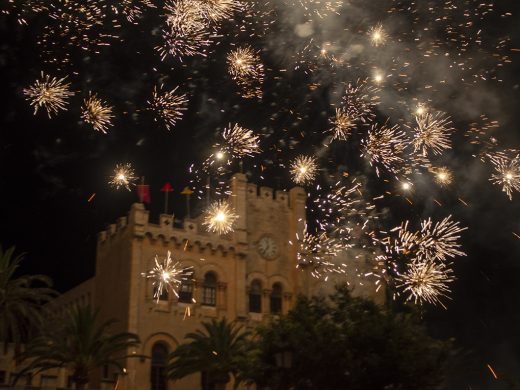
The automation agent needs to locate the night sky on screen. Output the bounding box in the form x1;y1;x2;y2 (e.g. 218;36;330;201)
1;1;520;388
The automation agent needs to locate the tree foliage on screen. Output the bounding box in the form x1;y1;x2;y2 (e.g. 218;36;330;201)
17;305;140;390
167;318;251;388
244;285;451;390
0;246;56;344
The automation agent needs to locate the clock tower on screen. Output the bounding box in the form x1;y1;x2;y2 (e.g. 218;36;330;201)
229;172;307;317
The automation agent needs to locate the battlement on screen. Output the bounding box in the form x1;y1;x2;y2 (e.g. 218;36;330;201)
244;182;303;207
97;174;306;256
97;203;243;257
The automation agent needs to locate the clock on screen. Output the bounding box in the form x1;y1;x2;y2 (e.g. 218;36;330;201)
257;235;279;260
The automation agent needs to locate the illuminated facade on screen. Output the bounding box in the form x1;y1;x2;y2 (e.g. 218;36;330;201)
0;173;381;389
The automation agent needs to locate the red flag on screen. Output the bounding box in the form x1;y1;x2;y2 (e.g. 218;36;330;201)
161;182;173;192
137;184;151;203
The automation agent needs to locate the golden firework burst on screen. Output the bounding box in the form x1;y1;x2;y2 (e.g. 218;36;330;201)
369;23;387;47
222;123;261;158
290;155;318;185
141;251;193;303
490;154;520;201
412;111;454;156
329;107;356;141
227;46;264;99
203;200;238;235
23;72;74;118
109;163;137;191
433;167;453;186
81;93;114;133
396;259;454;308
361;123;407;176
148;85;188;131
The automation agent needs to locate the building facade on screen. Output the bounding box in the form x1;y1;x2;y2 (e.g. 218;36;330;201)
0;173;382;389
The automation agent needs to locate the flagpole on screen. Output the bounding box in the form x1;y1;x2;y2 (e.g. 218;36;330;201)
181;187;193;219
161;183;173;215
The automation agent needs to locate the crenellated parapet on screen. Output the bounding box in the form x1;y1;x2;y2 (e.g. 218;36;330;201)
97;203;244;257
245;183;291;206
97;174;305;259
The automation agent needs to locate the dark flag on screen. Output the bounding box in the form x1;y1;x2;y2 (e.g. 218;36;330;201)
137;184;151;203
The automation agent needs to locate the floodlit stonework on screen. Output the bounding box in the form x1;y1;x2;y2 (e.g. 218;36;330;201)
0;173;382;390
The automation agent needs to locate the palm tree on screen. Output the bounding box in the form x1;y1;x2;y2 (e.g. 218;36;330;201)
17;305;140;390
0;246;56;344
167;318;251;390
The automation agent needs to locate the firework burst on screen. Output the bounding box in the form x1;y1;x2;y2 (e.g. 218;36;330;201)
157;0;212;60
396;259;454;308
361;123;407;176
390;216;467;262
412;111;454;156
227;46;264;99
199;0;243;23
222;123;261;158
433;167;453;187
369;23;387;47
141;251;193;303
148;85;188;131
23;72;74;118
203;200;238;235
489;154;520;200
417;216;467;261
81;93;114;133
328;108;356;141
290;155;318;185
109;163;137;191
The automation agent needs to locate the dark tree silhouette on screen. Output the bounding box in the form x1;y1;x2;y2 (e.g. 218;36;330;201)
243;285;451;390
18;305;140;390
167;318;251;389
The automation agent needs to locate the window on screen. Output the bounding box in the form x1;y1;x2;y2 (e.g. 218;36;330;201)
178;270;193;303
202;272;217;306
270;283;282;314
151;343;168;390
249;280;262;313
153;286;169;302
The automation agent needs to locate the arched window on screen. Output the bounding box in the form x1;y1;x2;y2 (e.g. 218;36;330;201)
249;280;262;313
202;272;217;306
150;343;168;390
178;269;193;304
270;283;283;314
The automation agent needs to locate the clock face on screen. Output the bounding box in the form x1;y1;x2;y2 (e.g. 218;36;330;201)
257;235;279;260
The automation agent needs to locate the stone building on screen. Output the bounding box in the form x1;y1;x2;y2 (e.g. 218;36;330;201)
0;173;381;389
